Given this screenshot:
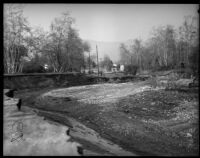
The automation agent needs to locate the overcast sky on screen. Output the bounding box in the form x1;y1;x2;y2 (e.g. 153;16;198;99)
19;4;199;42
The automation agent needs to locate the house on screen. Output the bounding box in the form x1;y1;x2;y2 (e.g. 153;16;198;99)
120;65;124;72
43;64;49;70
111;64;117;72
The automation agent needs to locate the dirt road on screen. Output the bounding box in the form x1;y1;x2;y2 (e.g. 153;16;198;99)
15;81;199;156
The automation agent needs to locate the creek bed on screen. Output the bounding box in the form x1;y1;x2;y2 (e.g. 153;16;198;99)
15;81;199;156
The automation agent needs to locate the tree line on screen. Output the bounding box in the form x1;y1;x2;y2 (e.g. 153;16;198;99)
4;4;91;74
119;15;198;76
4;5;198;76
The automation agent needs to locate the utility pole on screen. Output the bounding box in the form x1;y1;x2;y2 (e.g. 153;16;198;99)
82;47;85;73
131;55;133;65
89;51;91;73
96;45;99;77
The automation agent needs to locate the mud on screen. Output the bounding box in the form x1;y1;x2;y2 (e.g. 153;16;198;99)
15;81;199;156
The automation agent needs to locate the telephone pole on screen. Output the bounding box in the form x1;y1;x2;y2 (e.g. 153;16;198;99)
96;45;99;77
89;51;91;73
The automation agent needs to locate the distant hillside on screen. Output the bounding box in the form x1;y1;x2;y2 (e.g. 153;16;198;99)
84;40;122;63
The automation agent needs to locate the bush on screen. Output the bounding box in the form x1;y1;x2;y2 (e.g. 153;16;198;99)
124;65;138;75
22;62;46;73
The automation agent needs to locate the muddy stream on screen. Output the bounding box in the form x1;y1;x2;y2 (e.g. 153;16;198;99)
32;107;136;156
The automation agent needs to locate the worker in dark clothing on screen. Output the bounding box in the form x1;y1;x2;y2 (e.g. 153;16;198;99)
66;128;70;136
17;99;22;111
180;62;185;69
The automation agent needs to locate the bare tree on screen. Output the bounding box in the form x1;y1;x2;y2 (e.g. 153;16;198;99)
130;39;143;70
100;55;113;71
118;15;198;72
119;43;132;65
178;15;198;66
42;12;90;72
4;4;31;74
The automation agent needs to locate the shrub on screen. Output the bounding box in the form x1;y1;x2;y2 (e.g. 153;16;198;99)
124;65;138;75
22;62;46;73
